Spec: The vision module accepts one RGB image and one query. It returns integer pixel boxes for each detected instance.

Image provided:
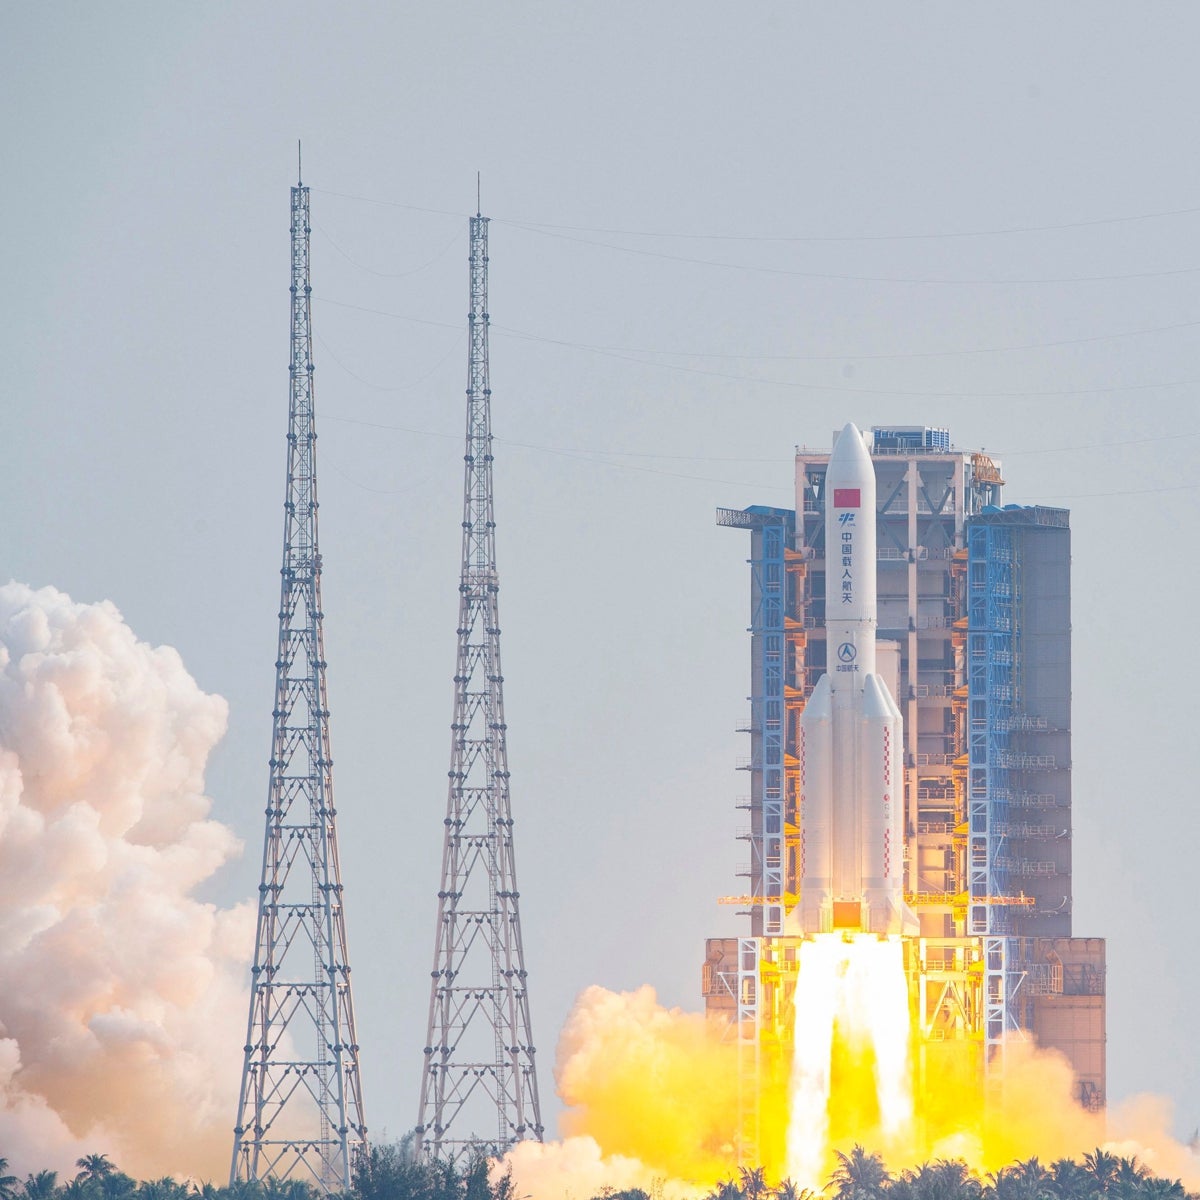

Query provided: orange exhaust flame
[502,976,1200,1200]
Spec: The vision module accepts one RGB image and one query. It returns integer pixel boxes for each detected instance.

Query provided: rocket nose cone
[828,423,873,484]
[830,422,868,463]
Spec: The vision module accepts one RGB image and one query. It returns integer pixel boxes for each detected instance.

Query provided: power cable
[490,316,1200,364]
[314,296,1199,400]
[500,222,1200,286]
[311,221,460,280]
[311,186,1200,245]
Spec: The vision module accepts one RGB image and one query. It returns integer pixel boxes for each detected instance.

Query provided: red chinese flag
[833,488,860,507]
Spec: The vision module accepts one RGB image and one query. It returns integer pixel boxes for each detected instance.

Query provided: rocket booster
[795,423,919,937]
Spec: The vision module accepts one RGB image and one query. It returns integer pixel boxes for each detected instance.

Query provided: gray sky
[3,2,1198,1148]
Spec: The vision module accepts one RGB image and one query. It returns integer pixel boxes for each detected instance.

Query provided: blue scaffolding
[966,517,1021,1065]
[717,505,796,938]
[966,520,1016,935]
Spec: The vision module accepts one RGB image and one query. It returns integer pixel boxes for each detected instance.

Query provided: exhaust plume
[497,985,737,1198]
[0,582,251,1179]
[500,983,1200,1199]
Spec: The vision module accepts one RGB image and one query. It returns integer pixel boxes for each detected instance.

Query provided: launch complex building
[704,424,1105,1161]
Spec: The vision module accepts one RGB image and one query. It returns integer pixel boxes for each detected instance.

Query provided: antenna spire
[476,170,481,216]
[297,140,303,186]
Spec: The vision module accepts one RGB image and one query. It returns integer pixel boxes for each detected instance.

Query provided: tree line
[697,1148,1194,1200]
[1,1145,1194,1200]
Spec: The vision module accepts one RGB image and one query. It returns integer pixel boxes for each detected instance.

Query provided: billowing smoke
[556,985,738,1179]
[500,984,1200,1199]
[0,582,252,1179]
[500,985,739,1198]
[3,580,1198,1194]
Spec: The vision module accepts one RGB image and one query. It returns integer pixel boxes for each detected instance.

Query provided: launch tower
[231,173,368,1193]
[706,425,1105,1163]
[416,210,544,1159]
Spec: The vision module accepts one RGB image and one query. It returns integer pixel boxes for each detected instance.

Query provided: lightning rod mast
[416,201,544,1158]
[231,165,368,1194]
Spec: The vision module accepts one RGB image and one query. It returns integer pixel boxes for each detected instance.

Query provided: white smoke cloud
[488,986,740,1200]
[500,1135,670,1200]
[0,582,252,1180]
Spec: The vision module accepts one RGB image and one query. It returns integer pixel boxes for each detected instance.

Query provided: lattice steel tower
[231,168,368,1193]
[416,209,544,1158]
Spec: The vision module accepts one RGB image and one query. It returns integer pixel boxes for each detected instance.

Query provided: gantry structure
[416,209,544,1159]
[231,171,368,1193]
[705,426,1104,1165]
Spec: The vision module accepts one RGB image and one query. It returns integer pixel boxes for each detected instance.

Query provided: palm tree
[99,1176,135,1200]
[1135,1180,1186,1200]
[136,1181,190,1200]
[222,1182,265,1200]
[739,1169,769,1200]
[74,1162,114,1189]
[829,1147,892,1200]
[259,1182,312,1200]
[0,1159,20,1200]
[1016,1160,1052,1195]
[775,1178,816,1200]
[1083,1152,1120,1196]
[905,1160,982,1200]
[705,1182,744,1200]
[23,1173,58,1200]
[1112,1159,1148,1200]
[990,1159,1055,1200]
[1048,1159,1089,1200]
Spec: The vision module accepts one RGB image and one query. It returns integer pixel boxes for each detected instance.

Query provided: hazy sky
[3,3,1199,1149]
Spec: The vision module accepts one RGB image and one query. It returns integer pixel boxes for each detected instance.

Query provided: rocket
[794,423,919,937]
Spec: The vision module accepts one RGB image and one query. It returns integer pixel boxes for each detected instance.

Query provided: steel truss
[417,212,543,1159]
[231,178,368,1193]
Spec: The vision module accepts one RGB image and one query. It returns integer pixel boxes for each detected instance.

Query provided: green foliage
[1083,1153,1121,1195]
[1049,1159,1091,1199]
[24,1172,59,1200]
[189,1185,225,1200]
[894,1159,983,1200]
[772,1179,816,1200]
[1137,1181,1187,1200]
[136,1180,191,1200]
[701,1179,745,1200]
[259,1182,315,1200]
[739,1168,770,1200]
[830,1146,893,1200]
[988,1158,1052,1200]
[75,1160,116,1187]
[0,1159,20,1200]
[0,1146,1195,1200]
[349,1142,511,1200]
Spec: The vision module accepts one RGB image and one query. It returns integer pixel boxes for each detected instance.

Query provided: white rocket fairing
[794,423,918,936]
